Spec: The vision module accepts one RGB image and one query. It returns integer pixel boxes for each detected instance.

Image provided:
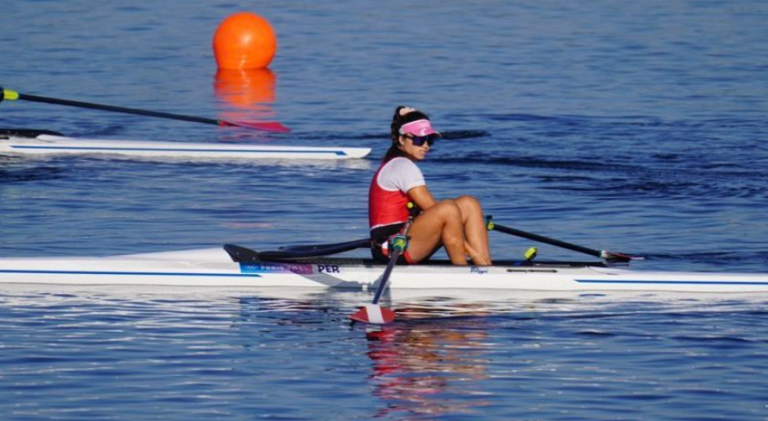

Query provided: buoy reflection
[213,68,279,141]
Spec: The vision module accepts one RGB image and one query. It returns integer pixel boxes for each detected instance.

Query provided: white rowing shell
[1,247,768,294]
[0,134,371,160]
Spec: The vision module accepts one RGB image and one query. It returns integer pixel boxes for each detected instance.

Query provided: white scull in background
[0,132,370,160]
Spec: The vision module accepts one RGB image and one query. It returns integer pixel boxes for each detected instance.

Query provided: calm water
[2,0,768,419]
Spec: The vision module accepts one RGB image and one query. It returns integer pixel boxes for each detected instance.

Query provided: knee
[434,200,463,221]
[455,195,483,213]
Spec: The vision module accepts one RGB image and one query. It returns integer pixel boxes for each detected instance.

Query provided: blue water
[2,0,768,419]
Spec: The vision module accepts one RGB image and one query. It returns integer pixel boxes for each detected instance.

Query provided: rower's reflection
[363,312,492,419]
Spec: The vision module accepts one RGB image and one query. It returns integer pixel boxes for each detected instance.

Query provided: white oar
[349,234,408,324]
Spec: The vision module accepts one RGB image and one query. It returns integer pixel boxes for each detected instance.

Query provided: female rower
[368,106,492,266]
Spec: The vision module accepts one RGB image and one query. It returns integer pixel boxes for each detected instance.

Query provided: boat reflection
[363,308,494,419]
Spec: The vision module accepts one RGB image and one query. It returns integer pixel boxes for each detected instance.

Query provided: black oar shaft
[2,87,288,132]
[492,223,602,259]
[372,248,400,305]
[258,238,370,261]
[18,93,221,126]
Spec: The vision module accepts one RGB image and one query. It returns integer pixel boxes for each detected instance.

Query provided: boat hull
[1,248,768,293]
[0,134,370,160]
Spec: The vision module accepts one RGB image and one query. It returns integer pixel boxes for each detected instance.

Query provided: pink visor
[399,119,441,137]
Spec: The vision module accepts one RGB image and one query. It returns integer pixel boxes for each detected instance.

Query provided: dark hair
[383,106,431,162]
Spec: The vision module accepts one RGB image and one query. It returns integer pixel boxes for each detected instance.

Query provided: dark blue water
[2,0,768,419]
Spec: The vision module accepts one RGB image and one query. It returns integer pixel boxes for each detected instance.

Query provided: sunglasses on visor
[403,133,439,147]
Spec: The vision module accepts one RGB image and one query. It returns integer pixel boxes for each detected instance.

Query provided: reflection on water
[360,295,768,420]
[2,286,768,420]
[213,68,279,143]
[364,315,493,419]
[214,68,276,111]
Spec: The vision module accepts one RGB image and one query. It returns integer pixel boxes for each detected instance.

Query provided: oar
[486,217,643,263]
[257,238,371,261]
[223,239,370,263]
[277,238,370,255]
[1,87,290,133]
[349,234,408,325]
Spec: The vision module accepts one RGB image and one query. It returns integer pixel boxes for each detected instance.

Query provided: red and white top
[368,157,425,231]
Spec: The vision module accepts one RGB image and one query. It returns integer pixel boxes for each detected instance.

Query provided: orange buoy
[213,12,277,70]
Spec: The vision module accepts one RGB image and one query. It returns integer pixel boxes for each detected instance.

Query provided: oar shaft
[17,93,221,126]
[258,238,370,261]
[492,223,602,259]
[2,87,289,133]
[372,248,400,305]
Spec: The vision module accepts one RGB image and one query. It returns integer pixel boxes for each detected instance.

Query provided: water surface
[2,0,768,419]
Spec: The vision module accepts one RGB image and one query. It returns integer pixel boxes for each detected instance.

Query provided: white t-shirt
[376,157,426,193]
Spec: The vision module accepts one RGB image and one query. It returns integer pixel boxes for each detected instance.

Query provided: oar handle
[2,87,19,102]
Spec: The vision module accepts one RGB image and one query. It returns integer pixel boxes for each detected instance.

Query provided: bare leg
[406,200,468,265]
[454,195,492,265]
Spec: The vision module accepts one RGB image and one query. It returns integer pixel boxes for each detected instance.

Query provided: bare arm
[407,185,437,211]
